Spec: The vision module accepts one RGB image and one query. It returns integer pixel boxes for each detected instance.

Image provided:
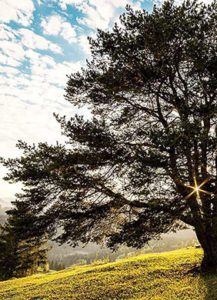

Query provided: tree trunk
[199,237,217,273]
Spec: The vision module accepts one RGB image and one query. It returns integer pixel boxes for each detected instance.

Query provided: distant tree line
[49,260,65,271]
[49,236,197,269]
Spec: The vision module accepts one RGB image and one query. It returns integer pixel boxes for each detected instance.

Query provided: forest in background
[0,205,197,271]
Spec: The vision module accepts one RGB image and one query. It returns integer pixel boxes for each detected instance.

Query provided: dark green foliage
[1,0,217,272]
[0,224,17,280]
[0,200,49,280]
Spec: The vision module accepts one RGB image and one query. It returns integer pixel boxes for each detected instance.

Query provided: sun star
[185,176,211,200]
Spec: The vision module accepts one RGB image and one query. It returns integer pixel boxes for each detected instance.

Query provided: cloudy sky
[0,0,155,206]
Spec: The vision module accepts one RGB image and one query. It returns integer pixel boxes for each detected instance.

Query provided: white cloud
[0,40,25,64]
[0,26,62,71]
[0,91,66,200]
[0,46,84,107]
[41,15,61,36]
[0,52,21,67]
[0,0,144,202]
[74,0,142,30]
[0,49,84,201]
[0,93,66,165]
[0,58,83,170]
[54,0,84,10]
[0,57,85,202]
[0,0,35,26]
[60,22,77,43]
[77,2,112,30]
[0,24,16,40]
[50,0,141,30]
[41,15,77,43]
[27,52,83,88]
[18,28,62,53]
[77,33,96,56]
[0,65,19,75]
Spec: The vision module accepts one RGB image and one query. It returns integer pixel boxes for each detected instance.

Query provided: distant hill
[0,247,215,299]
[47,229,197,268]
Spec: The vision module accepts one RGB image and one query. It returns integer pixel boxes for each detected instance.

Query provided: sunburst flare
[185,176,211,200]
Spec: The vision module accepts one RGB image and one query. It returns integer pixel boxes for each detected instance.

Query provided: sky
[0,0,212,206]
[0,0,155,206]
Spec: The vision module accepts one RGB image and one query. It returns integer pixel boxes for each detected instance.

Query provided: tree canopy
[2,0,217,272]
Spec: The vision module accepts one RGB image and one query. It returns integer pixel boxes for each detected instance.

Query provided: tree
[1,0,217,272]
[0,200,49,280]
[0,223,17,280]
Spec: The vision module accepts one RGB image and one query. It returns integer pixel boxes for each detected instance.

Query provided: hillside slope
[0,248,217,299]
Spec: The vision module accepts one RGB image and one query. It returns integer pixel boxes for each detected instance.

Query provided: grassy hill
[0,247,217,299]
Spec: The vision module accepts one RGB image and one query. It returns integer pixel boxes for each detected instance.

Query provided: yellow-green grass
[1,247,217,299]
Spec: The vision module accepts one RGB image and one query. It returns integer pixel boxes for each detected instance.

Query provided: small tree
[0,224,17,280]
[1,0,217,272]
[0,200,49,280]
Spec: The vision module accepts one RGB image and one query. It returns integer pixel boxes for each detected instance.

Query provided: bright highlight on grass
[0,248,207,300]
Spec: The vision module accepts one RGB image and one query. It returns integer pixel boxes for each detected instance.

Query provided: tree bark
[197,232,217,273]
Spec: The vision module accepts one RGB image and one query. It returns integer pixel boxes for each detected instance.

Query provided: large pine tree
[1,0,217,272]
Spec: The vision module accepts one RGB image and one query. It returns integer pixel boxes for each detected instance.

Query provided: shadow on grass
[184,263,217,299]
[200,273,217,300]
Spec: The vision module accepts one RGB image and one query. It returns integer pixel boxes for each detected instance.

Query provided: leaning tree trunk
[196,231,217,273]
[200,240,217,273]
